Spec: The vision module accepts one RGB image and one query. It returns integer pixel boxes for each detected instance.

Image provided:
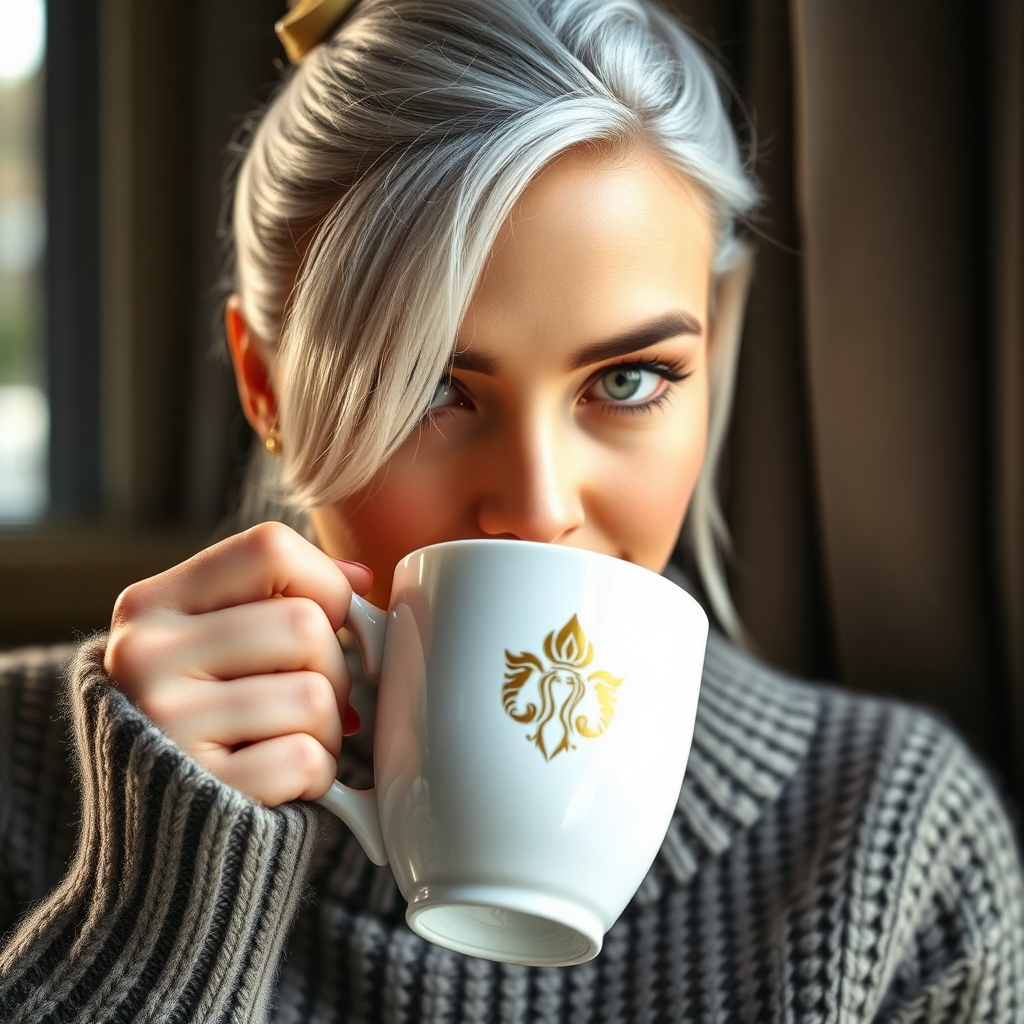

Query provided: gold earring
[265,428,282,456]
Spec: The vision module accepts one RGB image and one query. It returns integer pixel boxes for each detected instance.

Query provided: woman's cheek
[317,456,475,601]
[604,406,707,571]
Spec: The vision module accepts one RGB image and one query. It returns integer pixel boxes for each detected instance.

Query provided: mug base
[406,884,604,967]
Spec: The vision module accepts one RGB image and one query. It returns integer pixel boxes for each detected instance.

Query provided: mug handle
[315,593,389,866]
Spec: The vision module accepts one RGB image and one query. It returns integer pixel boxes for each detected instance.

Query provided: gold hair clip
[275,0,361,63]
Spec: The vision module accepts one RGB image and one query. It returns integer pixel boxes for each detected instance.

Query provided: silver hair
[230,0,758,638]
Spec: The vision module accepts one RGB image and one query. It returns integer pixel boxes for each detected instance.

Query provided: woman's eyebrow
[568,310,702,370]
[449,309,702,377]
[451,348,500,375]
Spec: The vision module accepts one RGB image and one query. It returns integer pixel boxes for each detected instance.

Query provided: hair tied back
[275,0,361,63]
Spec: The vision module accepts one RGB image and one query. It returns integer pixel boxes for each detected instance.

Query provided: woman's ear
[225,294,278,441]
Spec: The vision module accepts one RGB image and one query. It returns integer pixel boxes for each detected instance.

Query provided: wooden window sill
[0,527,208,648]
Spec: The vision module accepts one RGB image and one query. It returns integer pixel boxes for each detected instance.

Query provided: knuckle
[105,610,185,684]
[288,732,333,786]
[103,627,147,686]
[285,597,328,645]
[110,581,148,629]
[293,672,337,722]
[246,521,298,565]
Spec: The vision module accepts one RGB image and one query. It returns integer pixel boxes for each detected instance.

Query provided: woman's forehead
[459,147,714,364]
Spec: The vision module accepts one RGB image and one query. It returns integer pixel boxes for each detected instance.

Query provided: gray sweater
[1,627,1023,1023]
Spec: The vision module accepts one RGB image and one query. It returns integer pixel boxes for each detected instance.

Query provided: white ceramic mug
[319,539,708,967]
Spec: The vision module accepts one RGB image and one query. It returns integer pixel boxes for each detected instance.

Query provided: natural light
[0,0,45,82]
[0,0,48,522]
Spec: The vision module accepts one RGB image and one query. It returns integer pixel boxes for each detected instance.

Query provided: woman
[2,0,1023,1020]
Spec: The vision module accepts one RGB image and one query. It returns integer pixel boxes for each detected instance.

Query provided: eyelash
[423,378,467,425]
[423,357,693,425]
[587,358,692,416]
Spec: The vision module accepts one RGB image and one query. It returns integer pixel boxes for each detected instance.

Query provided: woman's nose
[476,411,585,544]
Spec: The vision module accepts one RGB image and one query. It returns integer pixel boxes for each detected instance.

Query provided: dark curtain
[661,0,1024,803]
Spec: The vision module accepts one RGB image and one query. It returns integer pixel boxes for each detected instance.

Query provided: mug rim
[394,538,705,617]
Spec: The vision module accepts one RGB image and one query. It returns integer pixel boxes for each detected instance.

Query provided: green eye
[602,368,643,400]
[425,377,473,419]
[594,367,661,403]
[429,378,457,409]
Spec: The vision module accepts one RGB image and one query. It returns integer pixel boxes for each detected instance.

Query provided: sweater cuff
[0,634,322,1024]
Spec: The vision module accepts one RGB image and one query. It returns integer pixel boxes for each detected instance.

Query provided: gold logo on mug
[502,615,623,761]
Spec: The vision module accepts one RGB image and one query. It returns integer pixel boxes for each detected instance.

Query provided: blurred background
[0,0,1021,809]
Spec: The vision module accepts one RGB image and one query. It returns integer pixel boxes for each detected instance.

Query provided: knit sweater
[1,625,1023,1023]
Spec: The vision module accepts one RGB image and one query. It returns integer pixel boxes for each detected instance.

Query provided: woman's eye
[427,378,470,415]
[591,367,662,404]
[429,379,458,408]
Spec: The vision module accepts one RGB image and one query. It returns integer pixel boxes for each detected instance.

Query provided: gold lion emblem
[502,615,623,761]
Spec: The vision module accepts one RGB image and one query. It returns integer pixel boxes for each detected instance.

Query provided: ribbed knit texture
[2,625,1024,1022]
[0,638,320,1023]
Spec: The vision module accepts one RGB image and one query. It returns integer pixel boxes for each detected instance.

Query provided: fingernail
[342,704,362,736]
[334,558,370,572]
[332,557,373,580]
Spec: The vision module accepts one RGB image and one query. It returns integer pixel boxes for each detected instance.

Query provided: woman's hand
[103,522,372,807]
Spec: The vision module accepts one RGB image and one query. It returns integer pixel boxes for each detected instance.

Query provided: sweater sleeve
[0,635,323,1024]
[868,711,1024,1023]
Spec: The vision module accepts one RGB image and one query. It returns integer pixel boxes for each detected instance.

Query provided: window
[0,0,47,522]
[0,0,281,648]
